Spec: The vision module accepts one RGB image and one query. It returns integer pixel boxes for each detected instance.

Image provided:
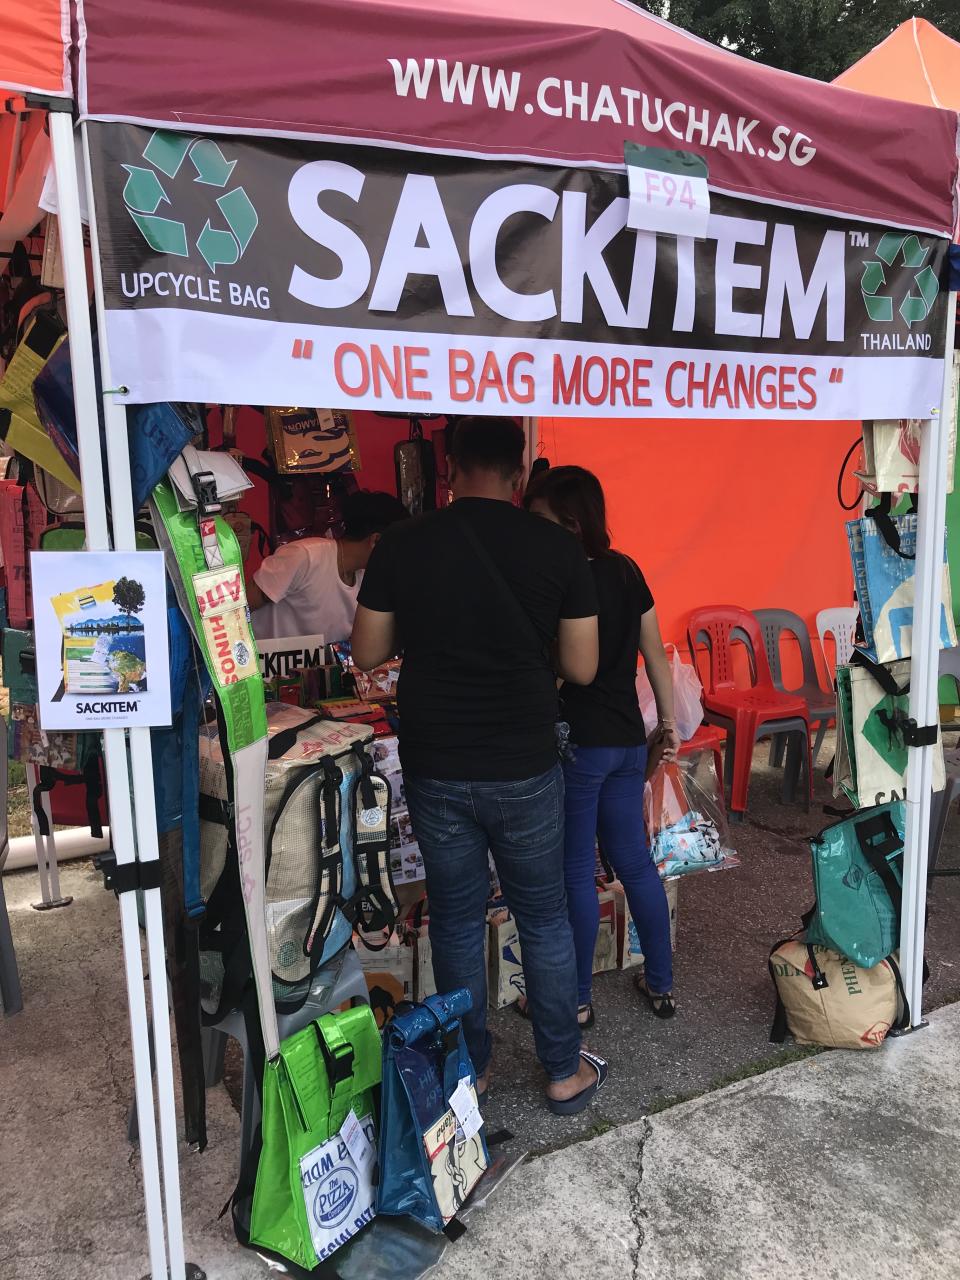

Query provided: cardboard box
[613,877,679,969]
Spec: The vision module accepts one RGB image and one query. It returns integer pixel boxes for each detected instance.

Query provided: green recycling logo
[121,130,258,272]
[860,232,939,327]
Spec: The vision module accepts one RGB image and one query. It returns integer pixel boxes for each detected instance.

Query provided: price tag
[624,142,710,239]
[341,1108,376,1179]
[449,1078,484,1140]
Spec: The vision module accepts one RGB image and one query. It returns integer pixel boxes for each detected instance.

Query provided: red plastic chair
[687,606,812,816]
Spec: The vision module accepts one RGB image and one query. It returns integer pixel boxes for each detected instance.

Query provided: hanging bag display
[769,938,908,1050]
[378,989,490,1234]
[804,801,905,969]
[394,417,437,515]
[846,503,956,664]
[239,1005,383,1274]
[833,654,944,808]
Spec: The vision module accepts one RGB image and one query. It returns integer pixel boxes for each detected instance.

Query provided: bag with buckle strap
[833,653,944,808]
[804,802,906,969]
[237,1004,383,1273]
[769,937,909,1050]
[378,989,490,1235]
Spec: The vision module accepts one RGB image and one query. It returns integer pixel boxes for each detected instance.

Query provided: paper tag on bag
[449,1078,484,1140]
[341,1108,377,1179]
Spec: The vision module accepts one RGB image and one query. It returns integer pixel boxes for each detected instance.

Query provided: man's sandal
[546,1050,609,1116]
[634,973,676,1020]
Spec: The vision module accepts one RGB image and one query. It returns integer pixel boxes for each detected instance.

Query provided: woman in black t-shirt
[524,466,679,1025]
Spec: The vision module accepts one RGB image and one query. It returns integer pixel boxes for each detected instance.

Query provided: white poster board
[30,550,171,729]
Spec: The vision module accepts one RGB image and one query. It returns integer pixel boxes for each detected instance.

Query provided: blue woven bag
[378,990,489,1234]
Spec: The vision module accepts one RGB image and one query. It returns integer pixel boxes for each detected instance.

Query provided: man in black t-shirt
[353,418,608,1114]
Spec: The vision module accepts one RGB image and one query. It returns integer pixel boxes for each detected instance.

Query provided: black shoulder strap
[453,509,548,661]
[855,810,904,917]
[866,494,916,561]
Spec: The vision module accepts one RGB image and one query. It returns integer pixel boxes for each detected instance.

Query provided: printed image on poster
[30,550,171,730]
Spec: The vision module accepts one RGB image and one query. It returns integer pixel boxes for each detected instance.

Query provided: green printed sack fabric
[244,1005,382,1271]
[150,479,278,1054]
[834,658,945,809]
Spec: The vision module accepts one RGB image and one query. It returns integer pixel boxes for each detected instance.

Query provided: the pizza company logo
[120,129,258,272]
[860,232,939,327]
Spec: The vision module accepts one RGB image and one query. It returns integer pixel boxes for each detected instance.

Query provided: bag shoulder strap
[855,810,904,916]
[452,508,548,661]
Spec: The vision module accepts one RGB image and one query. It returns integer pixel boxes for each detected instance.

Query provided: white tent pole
[78,119,187,1280]
[26,764,52,903]
[901,287,957,1023]
[48,108,170,1280]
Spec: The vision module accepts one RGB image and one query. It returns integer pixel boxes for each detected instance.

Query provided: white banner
[105,308,944,421]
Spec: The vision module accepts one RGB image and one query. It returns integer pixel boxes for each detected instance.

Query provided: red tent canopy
[76,0,958,236]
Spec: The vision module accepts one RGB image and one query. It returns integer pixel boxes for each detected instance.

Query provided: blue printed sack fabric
[846,513,956,664]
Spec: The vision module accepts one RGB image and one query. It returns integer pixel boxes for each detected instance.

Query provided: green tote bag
[244,1004,383,1274]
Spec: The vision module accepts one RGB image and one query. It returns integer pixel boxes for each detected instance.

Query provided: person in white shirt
[247,490,408,642]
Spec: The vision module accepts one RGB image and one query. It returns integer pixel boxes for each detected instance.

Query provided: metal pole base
[31,896,74,911]
[887,1019,929,1039]
[139,1265,206,1280]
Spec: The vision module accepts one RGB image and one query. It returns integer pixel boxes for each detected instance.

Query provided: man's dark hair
[342,490,409,540]
[449,417,525,481]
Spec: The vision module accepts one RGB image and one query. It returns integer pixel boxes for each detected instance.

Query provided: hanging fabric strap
[150,476,277,1059]
[854,811,904,917]
[865,492,920,560]
[345,743,399,935]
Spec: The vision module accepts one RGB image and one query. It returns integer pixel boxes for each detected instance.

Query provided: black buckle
[317,1029,354,1084]
[812,972,829,991]
[904,721,938,748]
[95,852,161,896]
[191,470,222,516]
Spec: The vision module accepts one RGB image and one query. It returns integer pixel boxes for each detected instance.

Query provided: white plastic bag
[636,650,704,742]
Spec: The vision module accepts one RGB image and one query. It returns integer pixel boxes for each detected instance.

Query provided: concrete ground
[436,1000,960,1280]
[2,741,959,1278]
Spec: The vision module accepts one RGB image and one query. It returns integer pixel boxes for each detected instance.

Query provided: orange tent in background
[1,0,69,247]
[835,16,960,109]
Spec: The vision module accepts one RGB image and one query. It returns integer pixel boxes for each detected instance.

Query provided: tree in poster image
[112,576,146,618]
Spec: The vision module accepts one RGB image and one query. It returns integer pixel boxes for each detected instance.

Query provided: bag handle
[453,509,549,664]
[315,1013,357,1134]
[865,493,919,561]
[854,810,904,917]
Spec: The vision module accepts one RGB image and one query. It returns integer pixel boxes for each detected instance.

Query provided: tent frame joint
[98,853,162,897]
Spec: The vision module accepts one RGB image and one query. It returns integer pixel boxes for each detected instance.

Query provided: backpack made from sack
[199,702,397,1016]
[769,938,908,1050]
[804,801,904,969]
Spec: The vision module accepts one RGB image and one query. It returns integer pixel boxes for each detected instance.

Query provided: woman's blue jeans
[564,744,673,1004]
[405,765,582,1083]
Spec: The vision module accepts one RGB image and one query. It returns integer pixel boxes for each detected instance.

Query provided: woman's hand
[656,720,681,763]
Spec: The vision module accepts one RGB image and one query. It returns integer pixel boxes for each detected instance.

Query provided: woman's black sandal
[634,973,676,1020]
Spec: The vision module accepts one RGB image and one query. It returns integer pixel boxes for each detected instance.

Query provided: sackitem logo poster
[30,550,171,730]
[86,122,950,420]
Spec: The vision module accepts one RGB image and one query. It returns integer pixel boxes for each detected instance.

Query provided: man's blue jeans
[405,765,581,1082]
[564,744,673,1004]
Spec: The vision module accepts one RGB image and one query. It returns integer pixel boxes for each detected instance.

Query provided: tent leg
[901,289,957,1025]
[27,765,52,905]
[80,118,189,1280]
[49,108,171,1280]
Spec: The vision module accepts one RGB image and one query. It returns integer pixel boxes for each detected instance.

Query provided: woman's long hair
[524,465,611,559]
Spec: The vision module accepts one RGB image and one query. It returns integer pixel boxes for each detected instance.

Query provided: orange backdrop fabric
[538,416,857,657]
